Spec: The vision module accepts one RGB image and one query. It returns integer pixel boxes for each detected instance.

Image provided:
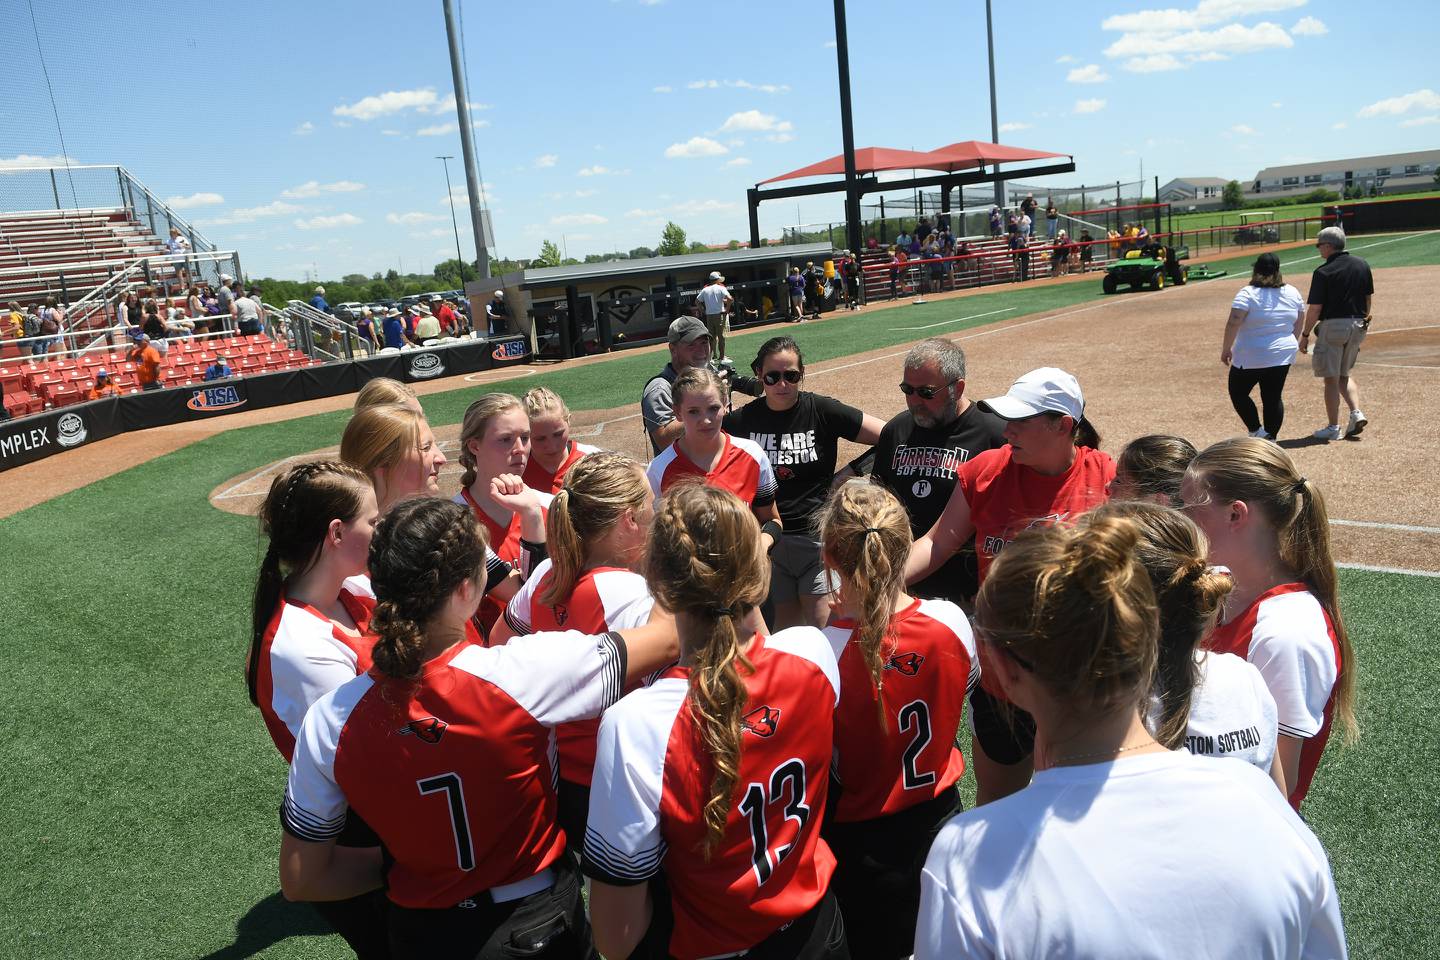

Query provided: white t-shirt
[916,751,1346,959]
[1146,651,1279,772]
[1230,283,1303,369]
[696,282,730,315]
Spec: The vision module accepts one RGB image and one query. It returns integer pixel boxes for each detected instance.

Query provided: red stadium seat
[49,386,81,407]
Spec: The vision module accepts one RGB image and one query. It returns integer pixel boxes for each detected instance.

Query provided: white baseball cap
[708,271,724,282]
[979,367,1084,421]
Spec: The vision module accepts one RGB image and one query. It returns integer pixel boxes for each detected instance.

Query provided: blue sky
[2,0,1436,279]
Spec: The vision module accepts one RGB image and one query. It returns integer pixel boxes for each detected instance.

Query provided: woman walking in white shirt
[1221,253,1304,440]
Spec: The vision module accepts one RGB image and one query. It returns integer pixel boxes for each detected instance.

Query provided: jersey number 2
[899,700,937,790]
[418,773,475,871]
[738,759,810,886]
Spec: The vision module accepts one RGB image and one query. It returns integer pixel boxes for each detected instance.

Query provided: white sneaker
[1313,424,1343,442]
[1248,428,1272,440]
[1347,410,1368,437]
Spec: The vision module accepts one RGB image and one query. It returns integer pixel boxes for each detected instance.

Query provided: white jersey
[916,751,1346,959]
[697,282,730,315]
[1147,651,1279,772]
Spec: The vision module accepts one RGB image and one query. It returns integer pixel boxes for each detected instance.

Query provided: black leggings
[1228,364,1291,438]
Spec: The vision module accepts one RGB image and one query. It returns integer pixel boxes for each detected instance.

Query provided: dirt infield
[7,253,1438,573]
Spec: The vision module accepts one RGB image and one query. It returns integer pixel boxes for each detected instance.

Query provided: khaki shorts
[1312,318,1367,378]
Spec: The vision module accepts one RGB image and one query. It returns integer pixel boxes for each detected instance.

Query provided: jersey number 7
[738,758,810,886]
[418,773,476,871]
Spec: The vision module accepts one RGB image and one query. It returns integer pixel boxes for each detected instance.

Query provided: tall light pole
[986,0,1004,208]
[437,155,468,285]
[442,0,490,280]
[832,0,862,257]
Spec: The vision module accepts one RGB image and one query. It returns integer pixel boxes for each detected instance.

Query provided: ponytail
[1073,416,1101,449]
[369,601,430,681]
[539,452,649,607]
[690,612,751,856]
[247,542,285,706]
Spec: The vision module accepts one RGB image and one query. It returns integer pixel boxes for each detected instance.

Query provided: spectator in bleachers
[1010,230,1030,282]
[204,352,235,381]
[234,288,263,336]
[217,275,236,333]
[895,227,912,253]
[382,307,406,349]
[6,302,22,340]
[355,307,379,354]
[87,369,119,400]
[1021,193,1038,235]
[309,285,329,314]
[989,206,1003,237]
[36,297,63,356]
[1052,230,1072,277]
[1080,229,1096,272]
[166,228,191,290]
[142,303,167,347]
[413,304,442,342]
[485,290,509,337]
[128,333,163,391]
[434,297,458,336]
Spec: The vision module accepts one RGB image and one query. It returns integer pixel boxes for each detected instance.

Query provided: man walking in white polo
[697,270,734,362]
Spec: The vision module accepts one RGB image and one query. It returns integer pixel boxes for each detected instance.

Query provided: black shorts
[969,684,1036,765]
[386,859,594,960]
[823,788,961,959]
[628,879,848,960]
[557,779,590,858]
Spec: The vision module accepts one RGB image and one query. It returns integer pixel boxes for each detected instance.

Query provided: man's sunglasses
[898,379,958,399]
[762,369,803,385]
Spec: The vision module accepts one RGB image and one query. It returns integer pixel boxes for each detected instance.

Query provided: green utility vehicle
[1102,242,1190,294]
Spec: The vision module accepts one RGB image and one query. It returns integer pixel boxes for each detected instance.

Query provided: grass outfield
[1165,191,1440,233]
[2,231,1437,959]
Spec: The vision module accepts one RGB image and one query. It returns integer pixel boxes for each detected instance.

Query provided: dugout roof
[758,141,1069,184]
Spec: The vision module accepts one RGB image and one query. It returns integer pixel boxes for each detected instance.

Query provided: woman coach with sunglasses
[724,335,884,629]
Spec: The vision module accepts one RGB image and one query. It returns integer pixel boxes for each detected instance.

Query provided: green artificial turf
[1,228,1437,958]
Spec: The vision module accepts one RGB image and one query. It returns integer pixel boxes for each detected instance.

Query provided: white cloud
[1123,53,1185,72]
[1272,101,1283,108]
[719,110,794,134]
[664,137,729,158]
[1358,89,1440,118]
[439,183,497,206]
[999,121,1032,133]
[280,180,366,199]
[1067,64,1109,84]
[1401,115,1440,128]
[205,201,303,225]
[574,188,598,197]
[381,129,404,137]
[0,153,75,169]
[724,157,752,168]
[652,85,673,93]
[293,121,315,136]
[418,122,459,137]
[1074,98,1107,114]
[1105,21,1293,59]
[577,164,629,176]
[551,213,608,226]
[534,154,559,168]
[687,79,791,94]
[1101,0,1305,33]
[387,211,446,225]
[1230,123,1257,135]
[294,213,363,230]
[426,92,492,115]
[1055,54,1077,63]
[1331,121,1347,130]
[1291,16,1327,36]
[333,88,438,121]
[765,132,797,143]
[823,40,836,49]
[625,208,661,218]
[164,192,225,209]
[671,199,737,215]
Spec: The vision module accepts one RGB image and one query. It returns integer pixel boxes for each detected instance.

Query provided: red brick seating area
[0,207,168,306]
[0,334,315,419]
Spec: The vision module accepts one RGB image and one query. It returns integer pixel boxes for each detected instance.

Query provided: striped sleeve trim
[280,796,346,842]
[582,828,665,885]
[484,550,513,595]
[1278,720,1317,740]
[503,605,532,637]
[598,632,628,710]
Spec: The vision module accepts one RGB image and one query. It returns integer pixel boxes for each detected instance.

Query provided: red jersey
[283,629,630,909]
[583,628,839,960]
[522,440,601,495]
[454,485,553,633]
[1208,583,1341,809]
[645,432,778,509]
[503,558,653,785]
[255,590,375,762]
[824,597,979,822]
[957,444,1115,583]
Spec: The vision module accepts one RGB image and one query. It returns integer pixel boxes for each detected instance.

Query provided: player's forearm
[279,836,383,902]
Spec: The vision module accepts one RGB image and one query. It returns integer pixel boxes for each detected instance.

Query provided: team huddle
[247,329,1351,959]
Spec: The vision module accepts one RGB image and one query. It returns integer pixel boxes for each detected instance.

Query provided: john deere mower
[1102,242,1189,294]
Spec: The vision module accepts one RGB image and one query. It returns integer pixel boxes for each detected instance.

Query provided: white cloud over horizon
[1358,89,1440,117]
[165,192,225,209]
[1291,16,1327,35]
[1074,98,1107,114]
[1101,0,1306,34]
[204,201,303,225]
[1067,64,1109,84]
[386,211,445,225]
[665,137,729,158]
[281,180,366,199]
[334,88,438,121]
[294,213,364,230]
[718,110,794,134]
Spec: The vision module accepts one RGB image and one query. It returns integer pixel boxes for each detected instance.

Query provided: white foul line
[1331,518,1440,535]
[1279,230,1433,269]
[1338,562,1440,579]
[891,307,1015,332]
[1366,323,1440,336]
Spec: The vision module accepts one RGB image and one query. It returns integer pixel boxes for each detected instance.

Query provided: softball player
[521,387,602,494]
[279,497,680,959]
[1181,437,1356,808]
[816,479,977,959]
[489,451,655,844]
[584,484,848,960]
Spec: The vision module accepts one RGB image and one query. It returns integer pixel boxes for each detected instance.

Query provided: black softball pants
[1228,364,1291,438]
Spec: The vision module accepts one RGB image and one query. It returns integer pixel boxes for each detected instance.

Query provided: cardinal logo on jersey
[742,705,780,738]
[398,716,448,743]
[553,603,569,626]
[884,651,925,676]
[777,466,796,481]
[1026,511,1070,530]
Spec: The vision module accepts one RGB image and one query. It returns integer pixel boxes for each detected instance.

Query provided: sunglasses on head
[898,379,958,399]
[763,369,803,385]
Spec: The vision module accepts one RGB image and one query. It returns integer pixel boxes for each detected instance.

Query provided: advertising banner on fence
[0,398,123,471]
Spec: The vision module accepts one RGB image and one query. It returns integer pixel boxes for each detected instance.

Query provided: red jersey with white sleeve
[255,590,376,763]
[283,629,630,909]
[823,597,979,822]
[454,485,554,633]
[583,627,840,960]
[1207,583,1341,809]
[956,444,1115,583]
[503,558,654,786]
[522,440,602,494]
[645,432,778,509]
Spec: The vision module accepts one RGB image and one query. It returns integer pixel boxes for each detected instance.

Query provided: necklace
[1051,739,1158,767]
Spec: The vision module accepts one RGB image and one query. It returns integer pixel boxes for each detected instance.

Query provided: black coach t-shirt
[868,403,1008,604]
[1307,251,1373,321]
[724,391,864,528]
